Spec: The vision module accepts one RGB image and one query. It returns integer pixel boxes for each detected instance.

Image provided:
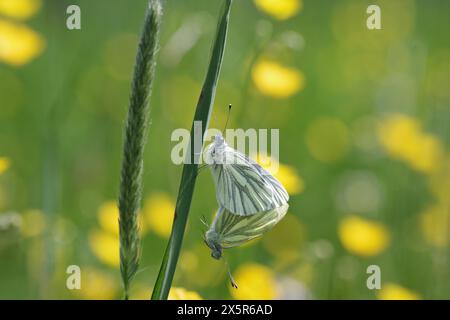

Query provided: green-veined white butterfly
[203,133,289,216]
[203,203,289,287]
[204,203,289,259]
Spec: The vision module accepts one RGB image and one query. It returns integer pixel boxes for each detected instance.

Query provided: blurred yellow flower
[419,204,449,248]
[144,192,175,238]
[21,209,46,237]
[338,215,390,257]
[0,19,44,66]
[77,268,118,300]
[252,60,304,98]
[89,229,120,267]
[0,0,41,20]
[255,154,304,195]
[169,287,203,300]
[377,283,420,300]
[0,157,10,175]
[378,114,444,174]
[130,285,201,300]
[306,117,350,163]
[254,0,302,20]
[98,201,119,236]
[98,200,146,236]
[231,264,277,300]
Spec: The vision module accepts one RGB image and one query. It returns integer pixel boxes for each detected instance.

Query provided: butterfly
[204,203,289,259]
[203,133,289,216]
[203,203,289,288]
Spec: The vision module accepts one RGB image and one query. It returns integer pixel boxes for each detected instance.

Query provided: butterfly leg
[200,214,209,228]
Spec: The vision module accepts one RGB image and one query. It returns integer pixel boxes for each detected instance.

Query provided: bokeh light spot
[0,157,10,175]
[77,267,118,300]
[254,0,302,20]
[377,283,420,300]
[0,0,41,20]
[252,59,304,98]
[338,215,390,257]
[89,229,120,267]
[169,287,203,300]
[143,193,175,238]
[0,19,45,66]
[231,263,277,300]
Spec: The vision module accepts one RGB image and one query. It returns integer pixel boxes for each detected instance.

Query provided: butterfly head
[204,133,227,165]
[214,133,226,146]
[211,247,222,260]
[205,229,223,260]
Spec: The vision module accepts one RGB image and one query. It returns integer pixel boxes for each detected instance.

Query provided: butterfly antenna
[224,257,238,289]
[222,104,232,134]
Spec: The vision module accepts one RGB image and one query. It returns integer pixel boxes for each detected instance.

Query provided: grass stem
[151,0,233,300]
[118,0,162,300]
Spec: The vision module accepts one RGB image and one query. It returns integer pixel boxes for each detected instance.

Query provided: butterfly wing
[213,204,288,248]
[211,147,289,216]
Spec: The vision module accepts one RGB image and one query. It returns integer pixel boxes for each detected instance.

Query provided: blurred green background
[1,0,449,299]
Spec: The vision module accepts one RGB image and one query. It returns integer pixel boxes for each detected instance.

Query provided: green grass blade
[118,0,163,300]
[151,0,233,300]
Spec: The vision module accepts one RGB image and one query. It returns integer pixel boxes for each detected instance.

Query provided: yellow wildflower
[338,215,390,257]
[89,229,120,267]
[255,154,304,195]
[377,114,444,174]
[98,200,146,236]
[252,59,304,98]
[0,157,10,175]
[0,19,44,66]
[98,201,119,236]
[419,204,449,248]
[143,192,175,238]
[0,0,41,20]
[169,287,203,300]
[77,268,118,300]
[306,117,350,163]
[377,283,420,300]
[129,285,201,300]
[413,135,443,173]
[231,264,278,300]
[378,115,418,156]
[254,0,302,20]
